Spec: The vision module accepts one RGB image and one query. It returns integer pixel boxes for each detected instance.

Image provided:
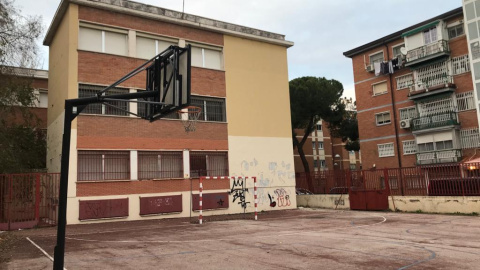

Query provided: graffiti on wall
[240,159,295,187]
[229,177,250,209]
[268,193,276,207]
[79,198,129,220]
[274,188,291,207]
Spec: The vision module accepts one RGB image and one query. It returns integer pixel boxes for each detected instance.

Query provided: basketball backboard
[143,45,191,121]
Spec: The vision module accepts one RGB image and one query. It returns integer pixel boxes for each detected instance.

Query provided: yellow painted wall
[223,36,292,138]
[47,3,79,174]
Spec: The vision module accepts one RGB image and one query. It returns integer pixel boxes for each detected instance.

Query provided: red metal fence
[296,162,480,196]
[0,173,60,231]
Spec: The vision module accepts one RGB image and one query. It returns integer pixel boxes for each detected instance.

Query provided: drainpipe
[385,43,403,169]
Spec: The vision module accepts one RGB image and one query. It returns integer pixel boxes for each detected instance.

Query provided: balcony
[411,111,459,132]
[416,149,462,165]
[405,40,450,67]
[408,75,456,100]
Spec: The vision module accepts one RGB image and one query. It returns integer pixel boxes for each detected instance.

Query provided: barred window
[399,107,417,120]
[456,91,475,111]
[191,96,226,122]
[375,112,391,125]
[78,151,130,181]
[190,152,228,178]
[396,73,414,90]
[378,143,394,157]
[138,151,183,180]
[452,55,470,75]
[402,140,417,155]
[460,128,480,149]
[79,84,129,116]
[136,91,179,120]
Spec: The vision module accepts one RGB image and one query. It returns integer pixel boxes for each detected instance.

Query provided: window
[312,141,316,149]
[138,151,183,180]
[456,91,475,111]
[418,142,434,152]
[78,26,128,55]
[190,45,223,70]
[313,160,318,168]
[396,73,414,90]
[318,142,324,150]
[452,55,470,75]
[78,151,130,181]
[402,140,417,155]
[392,44,404,58]
[136,36,177,59]
[417,96,454,116]
[423,27,437,45]
[399,107,417,120]
[319,160,326,168]
[460,128,480,149]
[350,164,357,170]
[190,96,226,122]
[136,90,179,119]
[378,143,394,157]
[369,51,384,64]
[372,81,388,96]
[448,24,464,39]
[190,152,228,177]
[79,84,129,116]
[375,112,391,125]
[316,124,322,131]
[435,140,453,151]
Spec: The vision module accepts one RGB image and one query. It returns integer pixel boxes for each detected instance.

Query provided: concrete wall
[389,196,480,214]
[296,194,350,210]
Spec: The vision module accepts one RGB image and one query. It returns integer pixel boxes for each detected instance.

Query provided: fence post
[460,165,465,197]
[346,170,352,193]
[399,168,405,196]
[8,175,12,231]
[35,174,41,224]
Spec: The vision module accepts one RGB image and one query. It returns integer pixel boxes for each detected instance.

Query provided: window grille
[396,73,414,90]
[78,151,130,181]
[375,112,391,125]
[456,91,475,111]
[415,61,449,90]
[190,152,228,178]
[402,140,417,155]
[460,128,480,149]
[190,96,226,122]
[378,143,394,157]
[417,96,454,116]
[451,55,470,75]
[79,84,129,116]
[138,151,183,180]
[399,107,417,120]
[137,92,179,119]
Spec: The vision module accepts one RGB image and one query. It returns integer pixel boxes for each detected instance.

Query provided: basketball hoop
[177,106,201,133]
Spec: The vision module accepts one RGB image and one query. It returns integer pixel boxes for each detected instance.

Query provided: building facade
[44,0,295,224]
[344,7,480,169]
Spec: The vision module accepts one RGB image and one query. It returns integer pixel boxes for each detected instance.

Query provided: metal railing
[411,111,458,131]
[295,162,480,197]
[410,74,453,93]
[406,39,449,63]
[416,149,462,165]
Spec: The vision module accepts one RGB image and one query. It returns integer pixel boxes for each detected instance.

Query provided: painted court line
[26,237,68,270]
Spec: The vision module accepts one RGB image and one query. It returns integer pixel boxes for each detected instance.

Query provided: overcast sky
[16,0,460,99]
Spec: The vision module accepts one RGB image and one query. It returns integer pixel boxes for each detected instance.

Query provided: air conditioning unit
[400,119,411,129]
[366,64,375,73]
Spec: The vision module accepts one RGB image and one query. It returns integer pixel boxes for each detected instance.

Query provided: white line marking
[26,237,68,270]
[353,215,387,228]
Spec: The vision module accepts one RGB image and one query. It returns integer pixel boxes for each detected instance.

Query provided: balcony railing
[406,40,449,65]
[416,149,462,165]
[411,111,458,131]
[410,74,453,93]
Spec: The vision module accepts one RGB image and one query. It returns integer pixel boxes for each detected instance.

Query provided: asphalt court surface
[1,208,479,269]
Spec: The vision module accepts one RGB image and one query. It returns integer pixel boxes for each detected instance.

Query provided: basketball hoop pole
[53,91,162,270]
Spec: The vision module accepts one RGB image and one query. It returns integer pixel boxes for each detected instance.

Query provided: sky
[16,0,461,99]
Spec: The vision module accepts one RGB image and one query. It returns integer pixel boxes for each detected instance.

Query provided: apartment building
[44,0,295,224]
[344,7,480,169]
[293,98,362,173]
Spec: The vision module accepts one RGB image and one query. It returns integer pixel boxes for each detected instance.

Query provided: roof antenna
[182,0,185,14]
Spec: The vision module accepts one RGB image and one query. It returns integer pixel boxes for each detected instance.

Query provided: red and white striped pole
[199,177,203,225]
[253,176,258,221]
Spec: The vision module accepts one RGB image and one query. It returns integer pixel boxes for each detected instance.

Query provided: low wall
[389,196,480,214]
[296,194,350,210]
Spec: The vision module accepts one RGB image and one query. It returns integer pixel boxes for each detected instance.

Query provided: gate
[349,170,390,211]
[0,173,60,231]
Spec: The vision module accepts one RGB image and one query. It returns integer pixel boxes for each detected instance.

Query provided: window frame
[378,143,395,157]
[135,32,179,60]
[392,43,405,58]
[190,95,227,122]
[423,27,438,45]
[137,151,183,180]
[375,111,391,126]
[447,23,465,39]
[399,106,417,121]
[369,50,384,65]
[78,83,130,116]
[372,80,388,96]
[77,150,131,181]
[78,24,128,56]
[187,42,224,70]
[402,140,417,155]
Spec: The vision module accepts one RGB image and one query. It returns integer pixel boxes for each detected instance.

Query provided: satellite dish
[400,47,407,55]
